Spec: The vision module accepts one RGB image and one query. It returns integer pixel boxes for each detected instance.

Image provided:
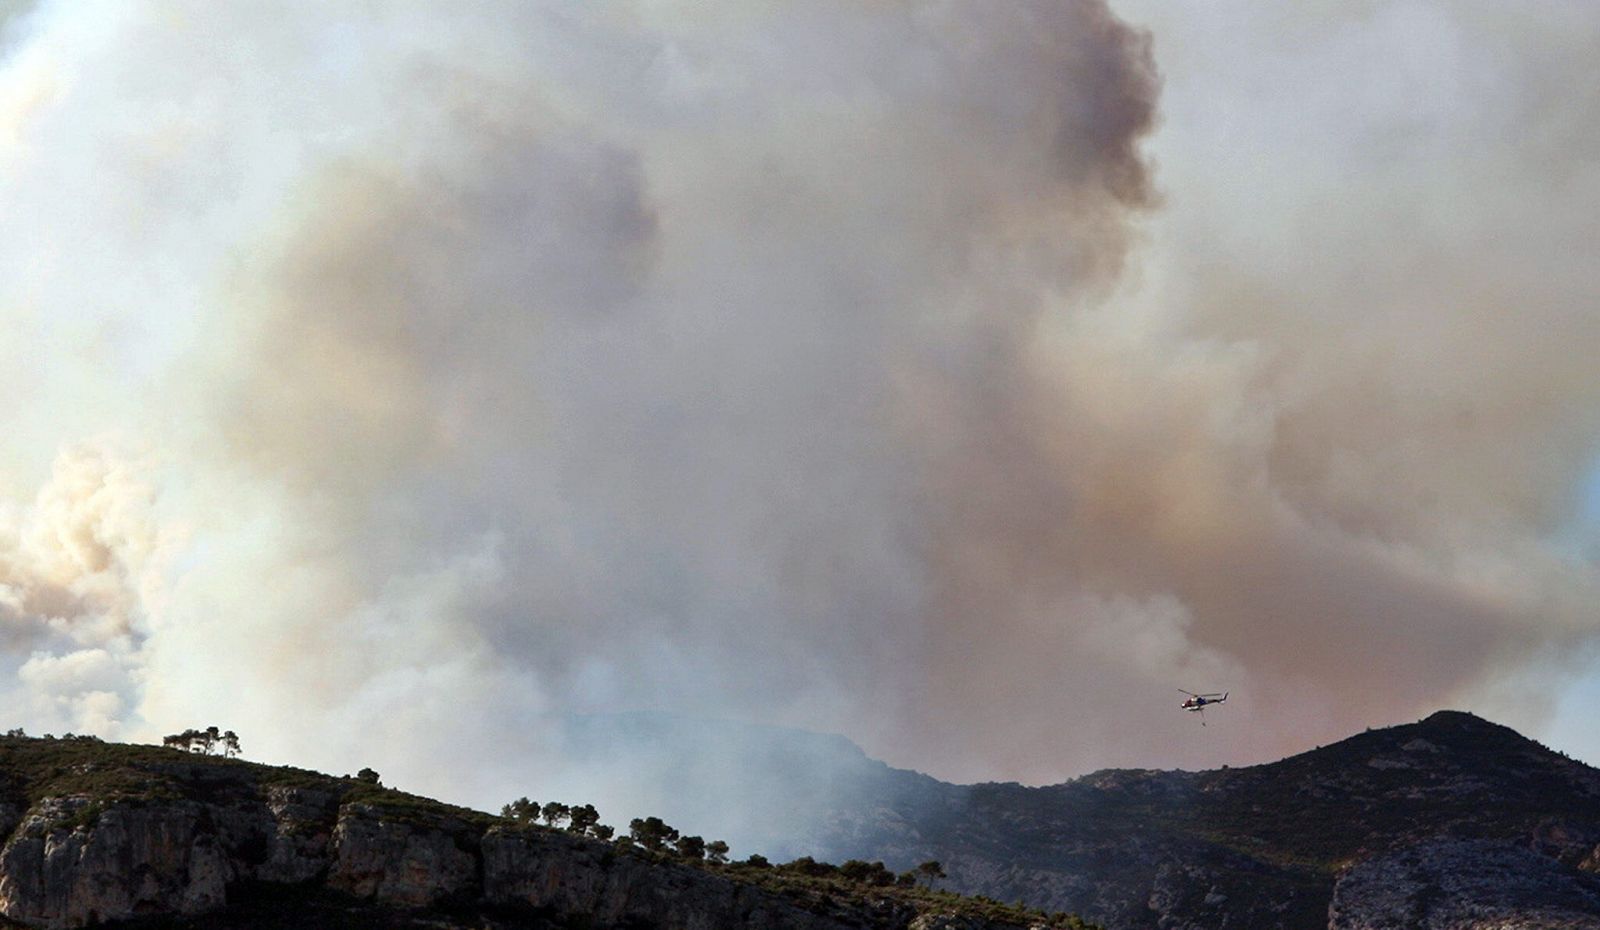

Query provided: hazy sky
[1,0,1598,822]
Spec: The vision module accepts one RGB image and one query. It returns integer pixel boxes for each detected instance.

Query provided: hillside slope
[0,734,1084,930]
[790,711,1600,929]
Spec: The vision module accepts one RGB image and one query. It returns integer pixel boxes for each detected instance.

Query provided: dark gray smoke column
[165,0,1168,788]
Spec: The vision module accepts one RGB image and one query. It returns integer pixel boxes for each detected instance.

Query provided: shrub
[628,816,678,852]
[674,834,706,860]
[839,859,896,886]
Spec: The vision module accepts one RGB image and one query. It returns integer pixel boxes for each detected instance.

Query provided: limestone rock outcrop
[0,772,1037,930]
[0,799,229,928]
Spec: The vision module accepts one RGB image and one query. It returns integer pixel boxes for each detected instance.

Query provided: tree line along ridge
[497,795,948,889]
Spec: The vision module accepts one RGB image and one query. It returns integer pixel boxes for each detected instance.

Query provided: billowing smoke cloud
[2,0,1599,841]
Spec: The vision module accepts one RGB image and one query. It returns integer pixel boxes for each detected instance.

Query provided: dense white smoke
[1,0,1599,840]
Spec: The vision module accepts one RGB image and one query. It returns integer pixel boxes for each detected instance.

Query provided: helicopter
[1179,689,1228,724]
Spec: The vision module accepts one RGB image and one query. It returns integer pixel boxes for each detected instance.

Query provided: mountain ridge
[780,709,1600,929]
[1,711,1597,929]
[0,731,1086,930]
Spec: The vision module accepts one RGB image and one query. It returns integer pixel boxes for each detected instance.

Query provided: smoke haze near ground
[2,0,1600,843]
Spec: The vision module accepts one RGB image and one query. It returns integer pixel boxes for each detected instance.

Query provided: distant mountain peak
[1280,708,1558,773]
[784,710,1600,930]
[1416,708,1508,732]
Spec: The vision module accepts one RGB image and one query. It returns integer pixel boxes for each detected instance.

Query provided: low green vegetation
[0,729,495,831]
[730,857,1094,929]
[0,732,196,806]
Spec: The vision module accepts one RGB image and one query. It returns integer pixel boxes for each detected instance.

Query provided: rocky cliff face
[0,797,229,926]
[0,745,1053,930]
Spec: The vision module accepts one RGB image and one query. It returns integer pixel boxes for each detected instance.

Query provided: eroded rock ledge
[0,779,1043,930]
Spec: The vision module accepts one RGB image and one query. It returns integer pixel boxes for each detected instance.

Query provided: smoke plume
[2,0,1599,839]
